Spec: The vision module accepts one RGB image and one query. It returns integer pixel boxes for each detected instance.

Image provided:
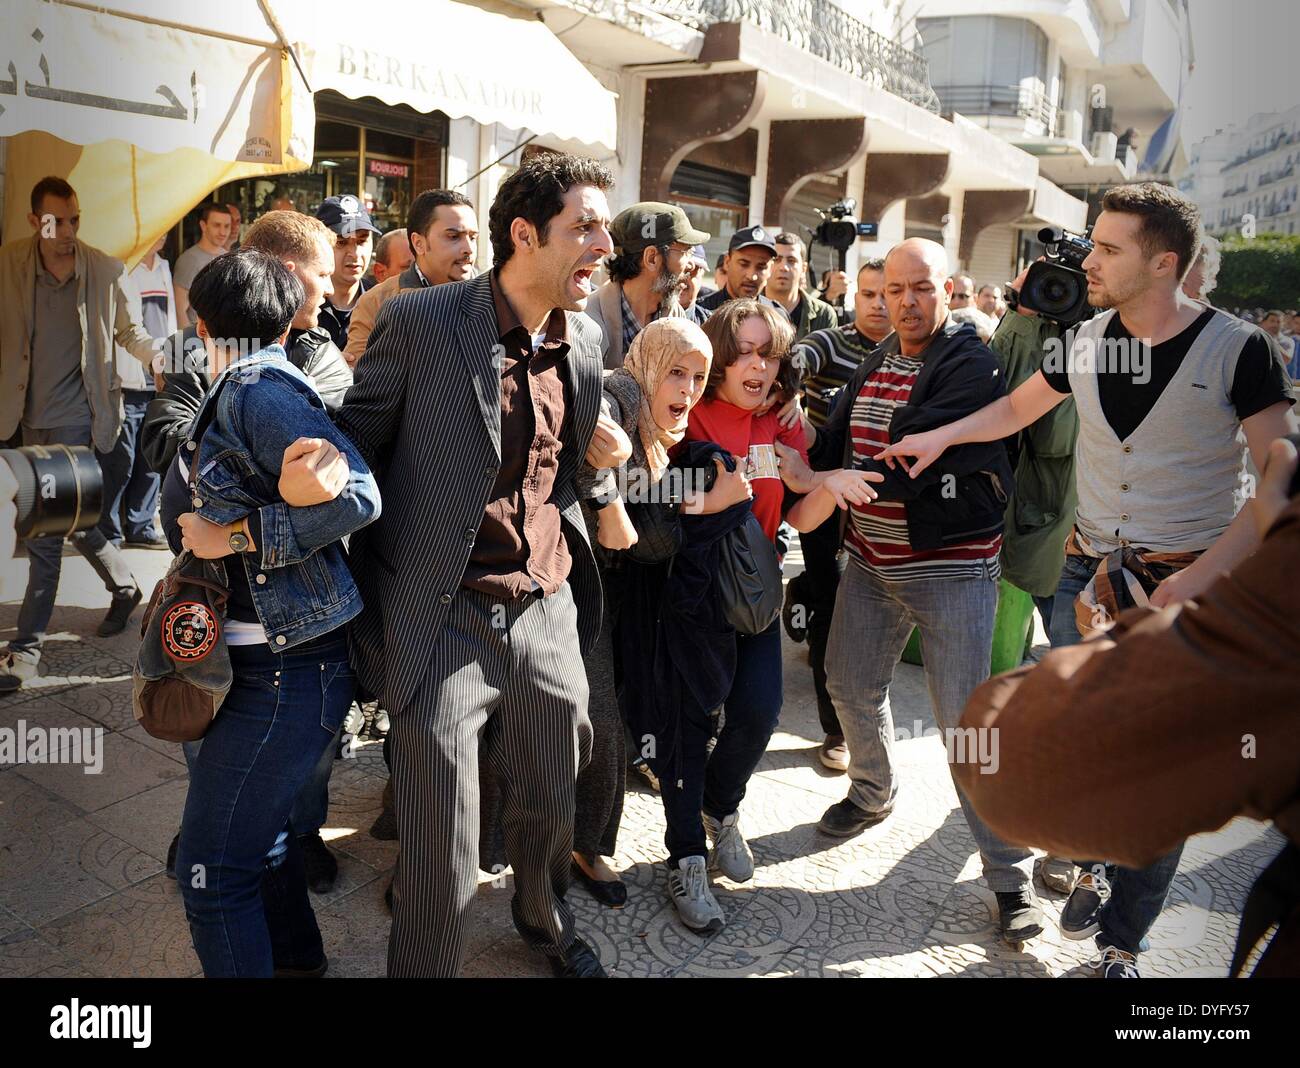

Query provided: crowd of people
[2,154,1296,979]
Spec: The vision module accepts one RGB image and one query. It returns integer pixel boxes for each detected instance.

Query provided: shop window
[670,161,752,269]
[316,121,360,153]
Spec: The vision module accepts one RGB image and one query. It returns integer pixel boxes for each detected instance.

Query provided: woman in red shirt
[658,299,878,934]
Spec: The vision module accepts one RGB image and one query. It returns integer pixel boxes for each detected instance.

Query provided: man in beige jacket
[0,177,162,691]
[343,189,478,365]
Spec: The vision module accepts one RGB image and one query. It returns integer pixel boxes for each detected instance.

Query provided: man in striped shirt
[786,259,892,771]
[804,239,1043,946]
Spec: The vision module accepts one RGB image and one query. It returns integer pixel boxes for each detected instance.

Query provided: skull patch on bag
[161,601,220,662]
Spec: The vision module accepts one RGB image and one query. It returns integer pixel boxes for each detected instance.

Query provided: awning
[2,0,314,264]
[274,0,617,152]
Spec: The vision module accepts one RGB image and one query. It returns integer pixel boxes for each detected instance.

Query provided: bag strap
[174,370,238,603]
[184,370,236,492]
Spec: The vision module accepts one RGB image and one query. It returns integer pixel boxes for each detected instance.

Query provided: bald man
[802,239,1043,944]
[948,273,974,309]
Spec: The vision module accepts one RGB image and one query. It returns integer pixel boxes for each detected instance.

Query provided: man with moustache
[786,258,893,771]
[697,225,785,314]
[315,195,380,351]
[801,238,1045,946]
[877,184,1296,974]
[345,189,478,365]
[334,152,622,978]
[583,201,711,369]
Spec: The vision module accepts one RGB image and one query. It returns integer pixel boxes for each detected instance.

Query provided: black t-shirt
[317,277,373,351]
[1041,307,1292,441]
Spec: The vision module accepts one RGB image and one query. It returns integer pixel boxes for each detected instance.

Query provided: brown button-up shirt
[461,270,571,599]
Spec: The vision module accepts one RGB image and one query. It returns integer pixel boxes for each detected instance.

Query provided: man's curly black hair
[488,152,614,267]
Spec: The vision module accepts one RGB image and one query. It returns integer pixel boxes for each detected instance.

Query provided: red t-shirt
[681,397,809,542]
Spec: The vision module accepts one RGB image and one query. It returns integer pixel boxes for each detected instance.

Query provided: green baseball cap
[610,202,710,254]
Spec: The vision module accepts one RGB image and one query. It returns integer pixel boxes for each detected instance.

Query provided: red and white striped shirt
[845,351,1001,582]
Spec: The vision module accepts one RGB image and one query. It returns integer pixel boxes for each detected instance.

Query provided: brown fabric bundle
[958,497,1300,868]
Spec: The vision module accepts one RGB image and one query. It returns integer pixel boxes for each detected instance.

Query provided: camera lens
[0,445,103,539]
[1026,265,1084,318]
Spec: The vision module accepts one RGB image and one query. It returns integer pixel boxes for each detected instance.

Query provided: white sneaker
[0,649,39,693]
[1091,945,1141,978]
[703,810,754,883]
[668,856,724,935]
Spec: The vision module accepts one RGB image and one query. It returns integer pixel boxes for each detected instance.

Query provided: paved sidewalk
[0,545,1279,978]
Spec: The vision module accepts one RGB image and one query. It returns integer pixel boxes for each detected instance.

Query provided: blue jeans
[658,618,783,866]
[176,632,355,977]
[182,724,340,839]
[1048,551,1185,955]
[826,560,1035,892]
[96,390,162,543]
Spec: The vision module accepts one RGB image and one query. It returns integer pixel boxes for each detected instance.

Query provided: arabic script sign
[1,0,286,164]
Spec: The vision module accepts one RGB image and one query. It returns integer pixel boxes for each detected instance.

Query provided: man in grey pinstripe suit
[334,154,621,978]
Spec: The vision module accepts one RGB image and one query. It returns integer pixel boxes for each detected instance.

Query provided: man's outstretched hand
[873,426,954,479]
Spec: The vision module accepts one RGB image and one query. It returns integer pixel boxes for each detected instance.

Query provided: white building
[909,0,1193,288]
[1182,106,1300,238]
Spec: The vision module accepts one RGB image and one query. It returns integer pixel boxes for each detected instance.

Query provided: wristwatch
[228,518,251,554]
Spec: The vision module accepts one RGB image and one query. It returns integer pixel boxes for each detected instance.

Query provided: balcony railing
[563,0,940,113]
[1223,129,1300,172]
[1258,164,1296,187]
[932,83,1057,134]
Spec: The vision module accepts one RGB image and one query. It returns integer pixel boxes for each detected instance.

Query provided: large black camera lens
[1022,261,1091,326]
[0,445,103,539]
[815,219,859,251]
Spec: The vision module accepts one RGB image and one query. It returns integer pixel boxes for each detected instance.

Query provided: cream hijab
[616,317,713,483]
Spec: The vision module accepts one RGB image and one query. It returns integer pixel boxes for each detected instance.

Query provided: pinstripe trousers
[386,581,592,977]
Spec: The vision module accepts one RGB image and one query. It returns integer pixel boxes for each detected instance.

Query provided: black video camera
[1,445,103,539]
[811,199,879,267]
[1020,226,1096,327]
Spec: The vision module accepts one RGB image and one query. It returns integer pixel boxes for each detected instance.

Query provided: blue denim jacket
[178,345,381,649]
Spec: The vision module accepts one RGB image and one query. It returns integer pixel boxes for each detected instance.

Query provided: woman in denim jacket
[160,250,380,977]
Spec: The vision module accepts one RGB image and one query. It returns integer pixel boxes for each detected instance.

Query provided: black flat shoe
[97,587,143,637]
[571,860,627,909]
[546,935,606,978]
[274,955,328,978]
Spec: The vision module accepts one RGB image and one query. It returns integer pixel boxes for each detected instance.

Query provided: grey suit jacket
[336,271,605,714]
[583,279,624,370]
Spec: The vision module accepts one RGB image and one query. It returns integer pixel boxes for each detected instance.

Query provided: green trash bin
[900,579,1037,675]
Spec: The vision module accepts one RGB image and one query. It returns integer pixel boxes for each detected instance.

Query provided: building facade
[1182,105,1300,238]
[910,0,1192,289]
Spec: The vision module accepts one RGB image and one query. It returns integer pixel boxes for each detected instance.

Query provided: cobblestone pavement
[0,545,1280,978]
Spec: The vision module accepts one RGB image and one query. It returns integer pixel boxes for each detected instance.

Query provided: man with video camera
[877,182,1296,977]
[0,177,162,693]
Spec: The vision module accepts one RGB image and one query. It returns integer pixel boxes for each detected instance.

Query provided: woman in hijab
[569,317,718,906]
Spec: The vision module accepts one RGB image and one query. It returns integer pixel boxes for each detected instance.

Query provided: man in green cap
[585,201,710,369]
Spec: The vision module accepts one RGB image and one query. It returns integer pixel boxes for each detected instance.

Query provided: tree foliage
[1215,233,1300,310]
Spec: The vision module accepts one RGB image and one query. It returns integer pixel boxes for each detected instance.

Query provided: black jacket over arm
[808,317,1013,552]
[141,326,354,475]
